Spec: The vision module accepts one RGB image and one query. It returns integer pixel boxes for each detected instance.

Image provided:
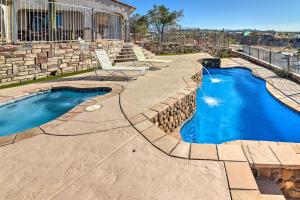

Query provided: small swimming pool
[0,88,109,136]
[180,68,300,144]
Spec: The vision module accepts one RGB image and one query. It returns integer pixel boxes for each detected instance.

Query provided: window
[31,12,62,31]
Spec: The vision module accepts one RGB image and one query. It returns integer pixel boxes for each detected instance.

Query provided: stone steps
[116,54,135,59]
[114,43,136,63]
[114,43,156,63]
[119,51,134,55]
[114,57,135,63]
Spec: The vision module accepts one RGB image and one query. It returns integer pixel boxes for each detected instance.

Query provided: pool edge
[0,83,123,147]
[126,64,300,161]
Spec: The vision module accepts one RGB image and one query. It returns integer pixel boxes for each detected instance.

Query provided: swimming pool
[180,68,300,144]
[0,88,108,136]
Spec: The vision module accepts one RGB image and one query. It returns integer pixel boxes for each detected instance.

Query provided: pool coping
[0,83,123,147]
[127,63,300,198]
[127,62,300,166]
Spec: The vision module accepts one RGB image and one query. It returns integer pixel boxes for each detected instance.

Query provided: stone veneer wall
[151,72,201,134]
[137,42,203,55]
[0,40,124,85]
[253,167,300,198]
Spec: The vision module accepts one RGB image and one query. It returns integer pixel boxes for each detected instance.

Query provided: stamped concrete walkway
[1,53,299,200]
[0,53,232,200]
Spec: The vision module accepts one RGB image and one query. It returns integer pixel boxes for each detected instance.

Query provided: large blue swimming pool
[180,68,300,144]
[0,88,108,136]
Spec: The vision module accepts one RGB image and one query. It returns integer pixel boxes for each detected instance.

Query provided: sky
[122,0,300,32]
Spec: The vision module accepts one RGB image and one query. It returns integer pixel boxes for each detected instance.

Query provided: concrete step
[114,43,137,63]
[114,58,135,63]
[119,51,134,55]
[121,48,133,51]
[261,194,286,200]
[116,54,135,58]
[120,50,133,54]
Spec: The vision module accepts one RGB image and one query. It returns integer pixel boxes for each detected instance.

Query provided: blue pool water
[180,68,300,144]
[0,88,108,136]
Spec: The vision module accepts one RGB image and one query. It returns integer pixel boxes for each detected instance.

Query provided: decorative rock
[284,180,294,190]
[151,87,198,134]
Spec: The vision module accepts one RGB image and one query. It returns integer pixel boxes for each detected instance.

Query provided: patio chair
[95,49,149,80]
[132,46,172,67]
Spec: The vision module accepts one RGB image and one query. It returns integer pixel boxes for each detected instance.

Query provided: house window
[31,12,62,31]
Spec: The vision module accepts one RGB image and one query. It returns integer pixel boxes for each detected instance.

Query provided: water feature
[203,67,223,84]
[181,68,300,144]
[202,96,220,107]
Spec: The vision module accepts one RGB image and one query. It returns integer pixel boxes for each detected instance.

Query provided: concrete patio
[0,53,299,200]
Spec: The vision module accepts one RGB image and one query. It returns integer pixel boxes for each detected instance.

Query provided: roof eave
[111,0,136,12]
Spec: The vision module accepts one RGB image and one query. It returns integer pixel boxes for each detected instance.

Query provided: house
[0,0,136,43]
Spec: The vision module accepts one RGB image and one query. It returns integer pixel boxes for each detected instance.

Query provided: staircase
[114,43,155,63]
[114,43,135,63]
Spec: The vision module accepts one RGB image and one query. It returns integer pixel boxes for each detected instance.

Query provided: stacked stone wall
[137,42,203,55]
[0,40,124,85]
[150,72,201,134]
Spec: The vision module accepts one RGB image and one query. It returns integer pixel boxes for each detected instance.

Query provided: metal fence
[140,26,229,48]
[243,45,300,74]
[0,0,10,43]
[0,0,124,44]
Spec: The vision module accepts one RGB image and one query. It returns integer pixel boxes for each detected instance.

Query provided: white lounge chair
[132,46,172,67]
[95,49,149,80]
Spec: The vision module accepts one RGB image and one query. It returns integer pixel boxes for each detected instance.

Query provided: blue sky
[123,0,300,31]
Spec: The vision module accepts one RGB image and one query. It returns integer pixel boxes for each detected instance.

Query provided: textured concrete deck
[0,53,232,200]
[0,53,298,199]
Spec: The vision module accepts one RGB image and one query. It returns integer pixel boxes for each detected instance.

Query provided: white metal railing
[0,0,10,43]
[0,0,124,44]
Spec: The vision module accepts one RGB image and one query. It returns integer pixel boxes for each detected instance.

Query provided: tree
[147,5,183,43]
[130,14,149,42]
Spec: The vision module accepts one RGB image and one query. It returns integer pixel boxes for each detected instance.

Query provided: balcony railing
[0,0,124,44]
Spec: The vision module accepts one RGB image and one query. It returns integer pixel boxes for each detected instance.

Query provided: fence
[243,45,300,74]
[0,0,9,43]
[136,25,229,49]
[0,0,124,44]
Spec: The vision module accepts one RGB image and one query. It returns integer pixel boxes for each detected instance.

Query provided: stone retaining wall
[150,72,201,134]
[253,167,300,198]
[0,40,124,86]
[137,42,203,55]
